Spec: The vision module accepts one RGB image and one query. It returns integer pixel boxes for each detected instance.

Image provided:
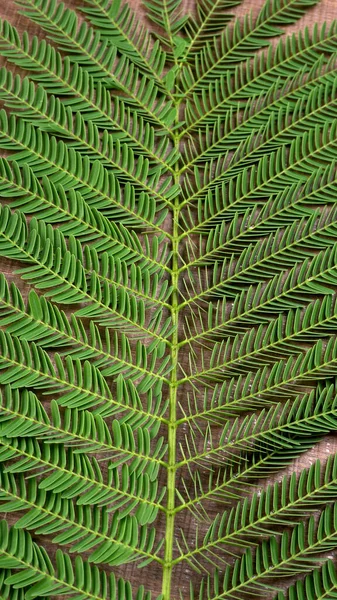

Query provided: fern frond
[183,54,335,132]
[0,329,151,416]
[0,215,172,345]
[0,438,164,522]
[0,0,336,597]
[0,21,178,166]
[179,446,337,521]
[0,522,159,597]
[182,299,337,382]
[178,385,337,468]
[181,246,337,351]
[0,470,162,567]
[180,212,337,306]
[183,161,337,235]
[183,163,335,240]
[182,77,337,168]
[144,0,187,58]
[180,341,337,425]
[0,68,177,190]
[182,205,337,272]
[183,24,337,128]
[0,275,170,393]
[176,444,314,515]
[80,0,168,89]
[0,386,166,471]
[180,0,320,94]
[81,247,172,306]
[177,452,337,567]
[0,331,169,424]
[181,295,337,360]
[16,0,177,128]
[0,571,34,600]
[193,503,337,588]
[277,561,337,600]
[0,159,170,272]
[180,121,337,209]
[181,0,241,60]
[0,112,176,222]
[0,209,171,345]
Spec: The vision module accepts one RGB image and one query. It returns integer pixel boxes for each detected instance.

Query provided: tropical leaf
[144,0,188,60]
[193,503,337,592]
[183,26,337,128]
[276,561,337,599]
[16,0,177,127]
[0,521,157,598]
[179,0,321,93]
[176,452,337,566]
[80,0,168,89]
[181,0,242,61]
[0,0,336,599]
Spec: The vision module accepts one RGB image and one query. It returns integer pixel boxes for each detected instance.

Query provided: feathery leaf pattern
[0,0,335,598]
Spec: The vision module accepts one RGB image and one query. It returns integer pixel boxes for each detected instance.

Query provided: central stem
[162,131,181,599]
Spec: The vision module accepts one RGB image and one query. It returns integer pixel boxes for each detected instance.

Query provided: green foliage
[0,0,336,598]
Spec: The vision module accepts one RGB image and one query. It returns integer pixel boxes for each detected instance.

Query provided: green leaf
[144,0,188,58]
[80,0,169,92]
[0,438,164,523]
[177,452,337,567]
[15,0,175,129]
[0,468,162,566]
[181,0,242,60]
[180,0,321,94]
[0,1,336,598]
[183,27,337,129]
[277,561,337,599]
[0,522,160,598]
[178,385,337,468]
[194,503,337,593]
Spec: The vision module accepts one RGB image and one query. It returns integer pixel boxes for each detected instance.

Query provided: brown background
[1,0,337,598]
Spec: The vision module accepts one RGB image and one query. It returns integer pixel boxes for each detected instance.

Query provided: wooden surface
[1,0,337,598]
